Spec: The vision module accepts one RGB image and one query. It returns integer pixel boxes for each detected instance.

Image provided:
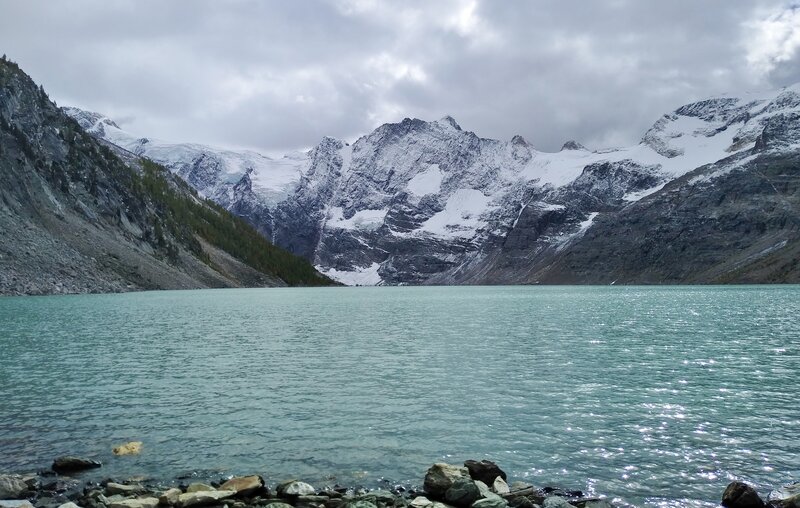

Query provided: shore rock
[542,498,576,508]
[0,476,28,499]
[177,490,235,508]
[112,442,143,456]
[0,502,34,508]
[464,461,507,487]
[106,483,143,496]
[277,481,316,497]
[424,464,470,499]
[262,503,293,508]
[108,499,159,508]
[159,488,182,506]
[58,503,82,508]
[472,498,507,508]
[185,484,215,494]
[445,479,482,507]
[220,476,264,496]
[770,483,800,508]
[343,501,378,508]
[722,482,765,508]
[581,500,615,508]
[492,479,510,495]
[410,497,433,508]
[52,457,102,474]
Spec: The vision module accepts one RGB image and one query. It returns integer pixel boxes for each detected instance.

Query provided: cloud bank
[1,0,797,153]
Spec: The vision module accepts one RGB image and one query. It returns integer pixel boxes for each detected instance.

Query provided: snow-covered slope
[65,83,800,285]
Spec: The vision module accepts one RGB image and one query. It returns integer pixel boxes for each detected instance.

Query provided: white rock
[492,478,510,495]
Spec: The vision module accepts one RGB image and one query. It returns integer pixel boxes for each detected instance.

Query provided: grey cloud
[0,0,795,152]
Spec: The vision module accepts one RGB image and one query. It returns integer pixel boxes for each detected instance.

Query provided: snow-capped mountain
[65,83,800,285]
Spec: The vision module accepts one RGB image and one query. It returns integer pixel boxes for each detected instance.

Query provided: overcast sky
[2,0,800,153]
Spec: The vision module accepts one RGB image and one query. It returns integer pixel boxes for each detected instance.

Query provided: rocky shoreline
[1,457,798,508]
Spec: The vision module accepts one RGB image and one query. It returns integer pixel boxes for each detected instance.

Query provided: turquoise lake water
[1,286,798,507]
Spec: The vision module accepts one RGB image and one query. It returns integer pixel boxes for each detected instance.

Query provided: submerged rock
[52,457,102,474]
[424,463,470,499]
[112,442,143,456]
[721,482,765,508]
[464,461,506,487]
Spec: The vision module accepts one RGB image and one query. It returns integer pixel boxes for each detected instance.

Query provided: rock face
[51,456,102,474]
[721,482,765,508]
[0,57,332,295]
[69,83,800,285]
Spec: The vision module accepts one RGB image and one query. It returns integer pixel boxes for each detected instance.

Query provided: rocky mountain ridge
[0,57,332,295]
[68,84,800,284]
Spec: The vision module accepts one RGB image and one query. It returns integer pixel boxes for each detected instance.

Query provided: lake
[1,286,798,507]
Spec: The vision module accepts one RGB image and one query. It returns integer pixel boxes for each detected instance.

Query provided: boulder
[185,484,215,494]
[424,464,470,500]
[219,476,264,497]
[158,488,182,506]
[106,483,143,496]
[471,498,507,508]
[108,499,160,508]
[445,479,482,507]
[464,461,507,487]
[722,482,765,508]
[492,479,510,495]
[58,503,82,508]
[542,498,576,508]
[0,476,28,499]
[176,490,235,508]
[52,457,102,474]
[276,481,316,497]
[112,442,143,456]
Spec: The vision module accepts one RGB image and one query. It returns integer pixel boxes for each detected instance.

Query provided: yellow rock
[112,441,143,455]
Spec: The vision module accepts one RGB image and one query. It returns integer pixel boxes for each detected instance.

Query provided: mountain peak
[561,140,586,151]
[437,115,462,131]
